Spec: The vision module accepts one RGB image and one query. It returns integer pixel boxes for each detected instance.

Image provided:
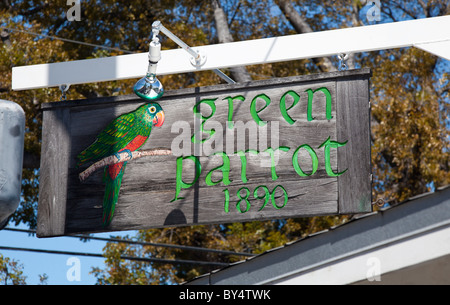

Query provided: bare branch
[228,2,241,27]
[417,0,429,17]
[212,0,252,83]
[79,148,172,182]
[275,0,336,72]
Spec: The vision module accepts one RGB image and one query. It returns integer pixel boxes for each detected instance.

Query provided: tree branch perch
[79,148,172,182]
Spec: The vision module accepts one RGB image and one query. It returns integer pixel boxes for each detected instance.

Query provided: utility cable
[3,227,255,257]
[2,26,136,54]
[0,245,229,267]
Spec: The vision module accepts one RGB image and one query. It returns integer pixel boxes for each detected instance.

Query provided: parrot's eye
[149,106,156,114]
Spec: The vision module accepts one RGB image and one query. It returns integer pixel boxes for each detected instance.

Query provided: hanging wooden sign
[37,69,372,237]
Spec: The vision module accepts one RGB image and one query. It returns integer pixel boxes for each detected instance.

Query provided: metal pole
[154,21,236,84]
[154,21,198,60]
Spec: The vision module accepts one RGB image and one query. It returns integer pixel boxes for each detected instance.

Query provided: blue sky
[0,224,137,285]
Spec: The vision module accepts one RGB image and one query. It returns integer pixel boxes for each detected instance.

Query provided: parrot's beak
[153,110,165,127]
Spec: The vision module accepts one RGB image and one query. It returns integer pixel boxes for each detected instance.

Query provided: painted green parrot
[76,103,165,227]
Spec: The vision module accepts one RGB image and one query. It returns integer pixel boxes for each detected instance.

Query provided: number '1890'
[223,185,288,213]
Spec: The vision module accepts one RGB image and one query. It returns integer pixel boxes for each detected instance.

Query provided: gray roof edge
[185,186,450,285]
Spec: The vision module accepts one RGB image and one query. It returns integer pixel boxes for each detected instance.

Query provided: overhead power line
[0,245,229,267]
[3,227,255,257]
[2,26,136,54]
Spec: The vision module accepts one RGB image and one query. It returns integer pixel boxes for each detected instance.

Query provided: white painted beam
[12,15,450,91]
[415,40,450,61]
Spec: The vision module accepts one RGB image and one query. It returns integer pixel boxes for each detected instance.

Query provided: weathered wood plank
[336,73,372,213]
[37,108,71,237]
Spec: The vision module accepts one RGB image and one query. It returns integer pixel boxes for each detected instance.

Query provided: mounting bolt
[189,49,207,68]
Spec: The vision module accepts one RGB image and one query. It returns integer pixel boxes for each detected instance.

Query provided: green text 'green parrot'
[77,103,165,227]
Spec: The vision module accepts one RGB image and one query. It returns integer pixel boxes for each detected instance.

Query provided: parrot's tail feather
[102,162,127,227]
[76,152,93,168]
[76,139,102,168]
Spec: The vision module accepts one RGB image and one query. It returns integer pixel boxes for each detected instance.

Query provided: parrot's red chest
[124,135,148,152]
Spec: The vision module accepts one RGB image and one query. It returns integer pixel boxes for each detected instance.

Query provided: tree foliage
[368,47,450,202]
[0,0,448,284]
[0,253,27,285]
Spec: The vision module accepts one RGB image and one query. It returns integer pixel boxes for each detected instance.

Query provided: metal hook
[338,53,349,71]
[372,198,385,207]
[59,84,70,101]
